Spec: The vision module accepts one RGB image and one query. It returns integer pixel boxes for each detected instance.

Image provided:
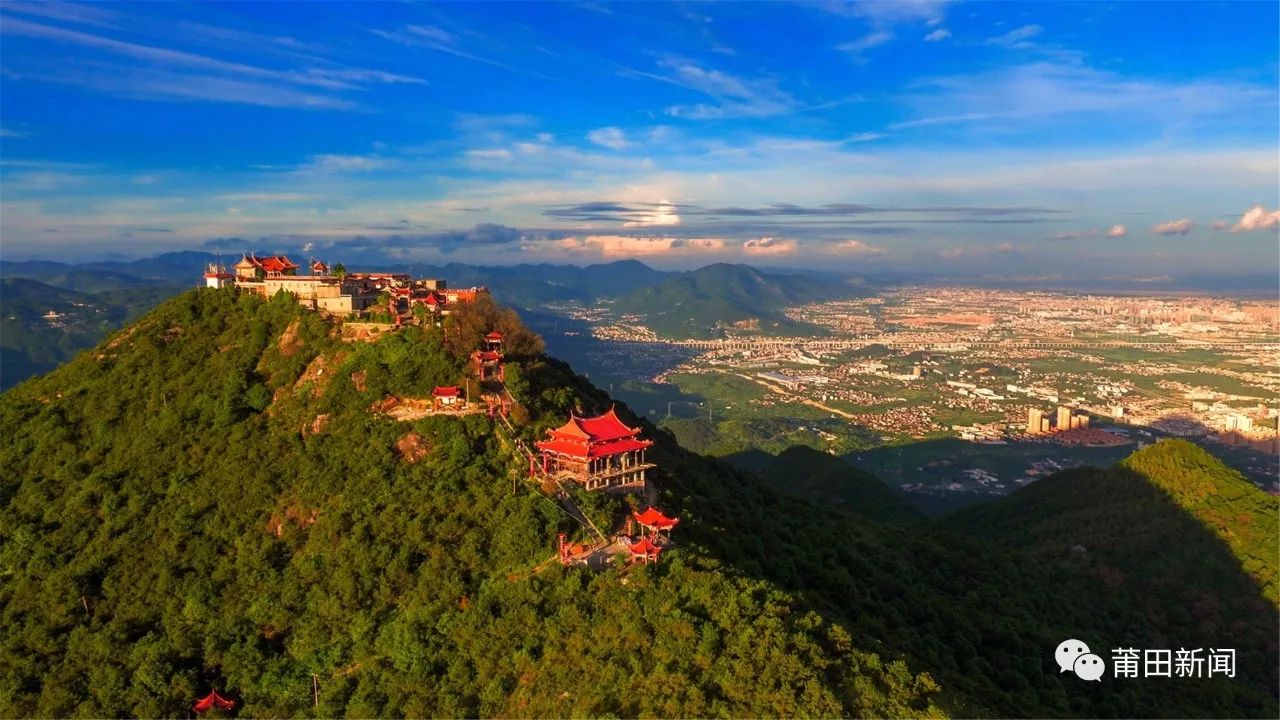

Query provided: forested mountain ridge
[0,277,184,390]
[1,289,1276,718]
[0,289,941,718]
[613,263,861,339]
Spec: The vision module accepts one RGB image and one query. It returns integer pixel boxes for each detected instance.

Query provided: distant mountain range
[612,262,865,339]
[0,277,185,389]
[0,252,869,387]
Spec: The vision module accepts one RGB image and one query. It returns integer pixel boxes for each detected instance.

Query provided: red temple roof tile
[576,407,639,442]
[193,690,235,713]
[433,386,461,398]
[628,537,662,557]
[633,507,679,530]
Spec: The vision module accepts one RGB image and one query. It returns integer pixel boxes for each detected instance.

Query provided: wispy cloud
[300,154,389,173]
[370,24,558,81]
[838,31,894,54]
[892,61,1277,132]
[1151,218,1195,235]
[637,59,800,120]
[924,29,951,42]
[622,200,680,227]
[2,65,358,110]
[1049,223,1127,241]
[827,239,886,256]
[0,127,30,139]
[847,132,887,142]
[987,24,1043,48]
[1,15,420,108]
[830,0,951,26]
[467,148,514,161]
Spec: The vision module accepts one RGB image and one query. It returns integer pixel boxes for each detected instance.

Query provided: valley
[532,282,1280,512]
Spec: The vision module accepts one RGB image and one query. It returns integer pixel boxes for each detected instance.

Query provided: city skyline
[1,1,1278,274]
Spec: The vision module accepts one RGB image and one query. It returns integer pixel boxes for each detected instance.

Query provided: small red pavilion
[534,407,654,492]
[632,507,679,537]
[471,350,504,382]
[193,689,236,714]
[627,536,662,564]
[432,385,462,411]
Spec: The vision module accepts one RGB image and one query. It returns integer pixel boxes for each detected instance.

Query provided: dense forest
[1,288,1276,717]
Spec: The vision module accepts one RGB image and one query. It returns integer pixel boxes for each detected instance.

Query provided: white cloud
[838,31,894,54]
[1212,220,1230,230]
[403,25,454,45]
[987,24,1042,48]
[838,0,951,26]
[1050,230,1096,241]
[742,237,796,255]
[466,148,513,161]
[302,154,388,172]
[648,59,799,119]
[828,239,885,256]
[892,61,1276,132]
[587,126,630,150]
[370,24,557,81]
[924,29,951,42]
[0,127,30,138]
[846,132,886,142]
[2,15,421,103]
[1049,224,1126,241]
[1151,218,1195,236]
[1230,204,1280,232]
[545,234,723,258]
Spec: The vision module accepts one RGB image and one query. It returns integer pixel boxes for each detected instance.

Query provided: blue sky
[1,0,1277,275]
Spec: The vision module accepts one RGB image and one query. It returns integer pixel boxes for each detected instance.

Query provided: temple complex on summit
[535,407,655,492]
[205,253,487,320]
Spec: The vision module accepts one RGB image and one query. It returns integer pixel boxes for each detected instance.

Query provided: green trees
[0,289,941,718]
[2,288,1274,718]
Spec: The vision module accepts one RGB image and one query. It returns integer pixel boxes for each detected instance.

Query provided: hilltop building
[204,263,234,289]
[231,253,378,315]
[535,407,655,492]
[215,253,487,319]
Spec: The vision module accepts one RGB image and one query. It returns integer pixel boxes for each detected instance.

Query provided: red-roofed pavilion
[628,536,662,564]
[193,689,236,713]
[633,507,679,535]
[535,407,654,492]
[471,349,504,382]
[432,386,462,410]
